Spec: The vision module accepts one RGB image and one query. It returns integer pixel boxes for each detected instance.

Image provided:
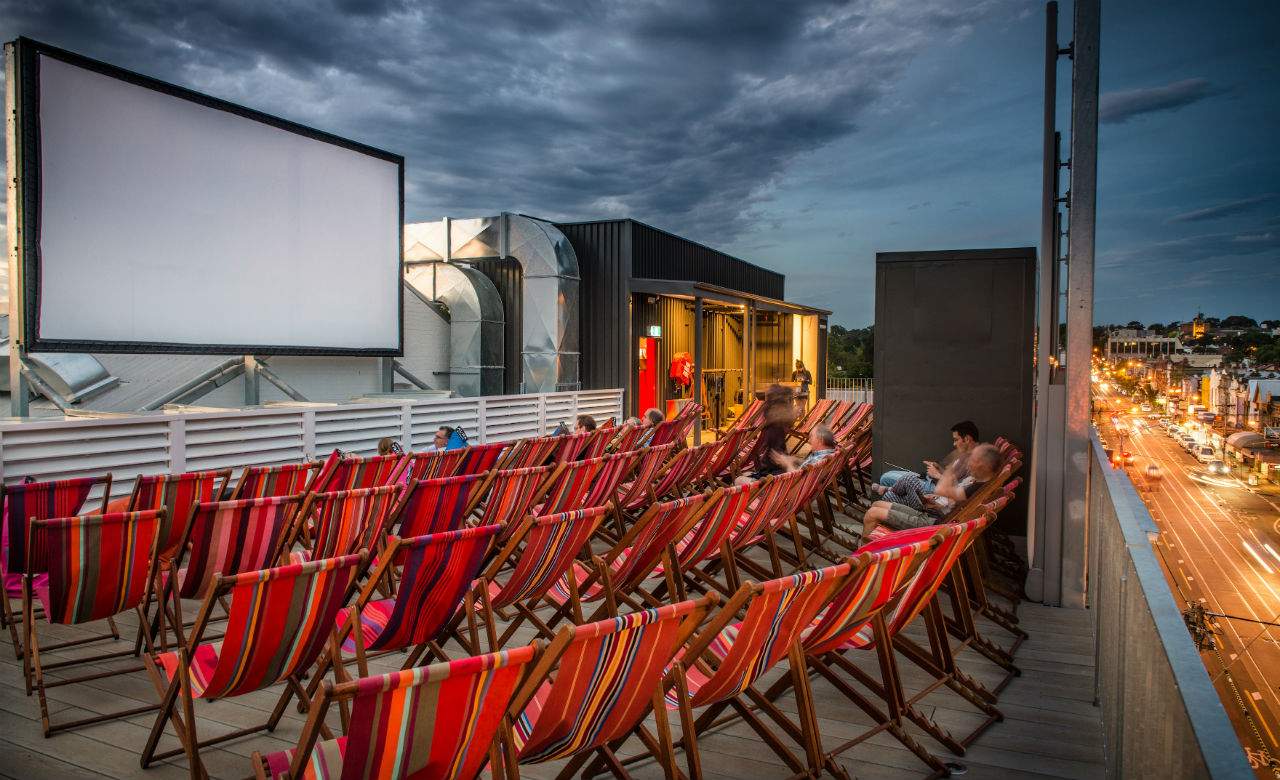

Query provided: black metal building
[553,218,829,431]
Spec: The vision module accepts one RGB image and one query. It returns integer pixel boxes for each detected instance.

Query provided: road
[1097,393,1280,777]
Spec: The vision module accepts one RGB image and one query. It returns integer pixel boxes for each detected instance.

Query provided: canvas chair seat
[155,641,224,699]
[661,622,743,709]
[545,551,635,605]
[335,597,397,654]
[261,738,347,779]
[3,571,43,599]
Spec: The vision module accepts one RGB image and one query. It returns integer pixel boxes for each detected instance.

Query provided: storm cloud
[0,0,1012,244]
[1099,77,1218,124]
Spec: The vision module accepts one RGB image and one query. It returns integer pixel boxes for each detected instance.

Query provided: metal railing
[825,377,873,404]
[0,389,623,500]
[1088,432,1253,779]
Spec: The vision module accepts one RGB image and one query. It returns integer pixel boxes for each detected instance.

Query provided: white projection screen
[11,39,403,354]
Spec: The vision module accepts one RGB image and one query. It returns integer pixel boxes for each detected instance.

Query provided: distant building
[1178,312,1208,339]
[1105,328,1182,359]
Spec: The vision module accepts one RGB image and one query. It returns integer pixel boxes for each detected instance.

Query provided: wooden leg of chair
[22,585,35,695]
[180,653,207,779]
[672,668,702,780]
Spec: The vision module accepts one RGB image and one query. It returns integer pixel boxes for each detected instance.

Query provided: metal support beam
[693,297,704,443]
[6,42,29,417]
[1029,0,1061,602]
[1060,0,1101,609]
[256,360,308,402]
[379,357,395,393]
[243,355,260,406]
[392,360,432,391]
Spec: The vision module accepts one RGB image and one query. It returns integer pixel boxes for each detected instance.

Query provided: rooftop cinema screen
[24,47,402,354]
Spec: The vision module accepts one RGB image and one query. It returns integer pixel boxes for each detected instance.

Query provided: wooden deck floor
[0,594,1104,780]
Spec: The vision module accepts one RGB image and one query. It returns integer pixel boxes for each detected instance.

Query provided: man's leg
[878,470,911,487]
[882,503,937,532]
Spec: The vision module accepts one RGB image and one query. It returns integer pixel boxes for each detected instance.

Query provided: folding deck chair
[496,435,562,471]
[787,398,835,452]
[454,441,508,476]
[23,510,165,735]
[580,449,646,511]
[756,533,942,776]
[473,464,557,539]
[286,485,400,563]
[656,483,756,602]
[579,425,617,460]
[315,452,407,492]
[614,442,677,521]
[608,423,646,455]
[253,644,540,780]
[545,492,713,627]
[646,442,715,501]
[390,472,488,537]
[686,427,753,489]
[141,552,367,775]
[646,417,684,448]
[474,505,611,650]
[661,565,856,780]
[2,475,111,658]
[229,461,320,500]
[313,524,503,698]
[402,448,467,483]
[506,597,716,779]
[157,495,303,647]
[554,431,593,463]
[534,456,608,516]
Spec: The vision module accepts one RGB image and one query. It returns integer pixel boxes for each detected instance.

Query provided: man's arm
[770,449,802,472]
[931,460,967,501]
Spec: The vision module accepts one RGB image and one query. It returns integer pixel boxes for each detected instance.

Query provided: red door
[637,337,660,414]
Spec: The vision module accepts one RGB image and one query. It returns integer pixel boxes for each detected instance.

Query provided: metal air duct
[403,261,504,396]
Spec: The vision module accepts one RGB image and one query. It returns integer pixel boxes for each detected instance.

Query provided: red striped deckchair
[128,469,232,561]
[663,566,854,779]
[307,525,503,709]
[581,448,645,511]
[141,552,366,775]
[2,475,111,657]
[607,423,645,455]
[553,431,592,463]
[660,484,755,601]
[473,465,556,538]
[748,535,940,776]
[23,510,164,735]
[546,493,712,627]
[289,485,400,563]
[454,442,506,476]
[813,518,998,772]
[646,417,684,448]
[230,462,319,500]
[648,442,714,501]
[535,456,608,516]
[721,397,763,435]
[579,425,616,461]
[701,472,803,591]
[391,473,488,538]
[316,453,407,492]
[688,426,753,488]
[615,442,677,515]
[476,506,610,649]
[792,398,835,438]
[158,495,303,646]
[253,644,540,780]
[402,449,463,483]
[507,597,716,779]
[497,434,562,470]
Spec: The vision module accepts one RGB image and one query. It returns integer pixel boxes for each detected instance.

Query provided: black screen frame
[10,37,405,357]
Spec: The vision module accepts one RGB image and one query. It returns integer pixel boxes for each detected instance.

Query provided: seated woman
[861,443,1001,536]
[734,384,798,485]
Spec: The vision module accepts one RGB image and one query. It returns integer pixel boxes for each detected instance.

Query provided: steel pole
[1061,0,1101,608]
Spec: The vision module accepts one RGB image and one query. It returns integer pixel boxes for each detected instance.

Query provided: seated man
[770,424,838,473]
[637,407,666,445]
[876,420,979,494]
[862,443,1001,536]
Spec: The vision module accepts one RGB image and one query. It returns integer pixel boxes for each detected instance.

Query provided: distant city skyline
[0,1,1275,327]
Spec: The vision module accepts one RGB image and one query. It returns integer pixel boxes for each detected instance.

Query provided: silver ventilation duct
[404,214,581,393]
[403,261,504,396]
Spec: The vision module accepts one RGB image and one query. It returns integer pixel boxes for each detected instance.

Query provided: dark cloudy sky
[2,1,1277,327]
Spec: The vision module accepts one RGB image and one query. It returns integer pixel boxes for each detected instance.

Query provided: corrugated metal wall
[554,221,632,397]
[630,295,695,416]
[631,221,784,299]
[468,258,523,394]
[752,311,793,388]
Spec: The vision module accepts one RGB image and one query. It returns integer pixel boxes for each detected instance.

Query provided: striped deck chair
[476,505,610,649]
[454,442,507,476]
[23,510,164,735]
[581,449,645,511]
[290,485,400,563]
[661,484,755,602]
[721,397,763,435]
[507,597,716,779]
[817,517,999,772]
[615,442,677,516]
[159,495,303,646]
[664,565,854,779]
[607,423,645,455]
[579,425,616,461]
[705,472,804,592]
[474,464,556,539]
[648,442,714,501]
[312,524,503,698]
[2,475,111,658]
[553,431,592,463]
[391,473,488,538]
[688,426,753,488]
[141,552,366,775]
[128,468,232,561]
[497,434,562,470]
[535,456,607,516]
[230,462,319,500]
[546,493,712,627]
[317,453,408,492]
[646,417,683,448]
[253,644,540,780]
